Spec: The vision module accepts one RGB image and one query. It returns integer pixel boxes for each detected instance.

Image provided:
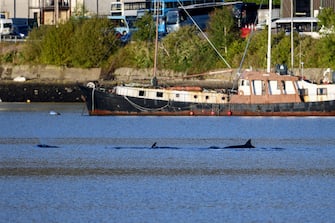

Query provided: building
[29,0,71,25]
[281,0,335,18]
[2,1,335,26]
[0,0,112,25]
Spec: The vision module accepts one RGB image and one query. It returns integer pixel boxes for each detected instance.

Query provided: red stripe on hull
[88,109,335,117]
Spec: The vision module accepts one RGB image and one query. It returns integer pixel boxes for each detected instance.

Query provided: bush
[15,10,335,72]
[23,17,120,68]
[160,26,210,73]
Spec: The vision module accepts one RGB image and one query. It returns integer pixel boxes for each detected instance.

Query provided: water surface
[0,103,334,222]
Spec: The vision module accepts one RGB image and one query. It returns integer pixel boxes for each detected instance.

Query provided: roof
[275,17,319,24]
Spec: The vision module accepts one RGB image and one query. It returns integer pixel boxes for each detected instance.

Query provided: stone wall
[0,65,101,82]
[0,64,333,84]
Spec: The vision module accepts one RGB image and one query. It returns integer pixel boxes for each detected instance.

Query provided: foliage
[160,26,212,73]
[21,26,48,64]
[132,12,156,42]
[23,17,120,68]
[70,18,119,68]
[39,21,75,66]
[271,32,292,66]
[314,34,335,68]
[318,7,335,29]
[5,8,335,73]
[242,30,268,69]
[297,37,318,68]
[207,7,238,55]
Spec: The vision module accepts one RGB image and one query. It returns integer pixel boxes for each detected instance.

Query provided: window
[317,88,327,95]
[268,80,281,95]
[285,81,296,94]
[156,92,163,97]
[299,88,308,96]
[4,23,12,28]
[139,90,145,96]
[252,80,263,95]
[281,81,286,94]
[241,80,250,86]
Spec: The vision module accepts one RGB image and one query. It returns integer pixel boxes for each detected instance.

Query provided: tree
[24,18,120,68]
[207,7,238,55]
[315,34,335,68]
[39,20,76,66]
[132,12,156,42]
[71,18,120,68]
[161,26,210,73]
[318,7,335,29]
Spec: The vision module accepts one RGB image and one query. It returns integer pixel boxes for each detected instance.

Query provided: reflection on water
[1,103,335,222]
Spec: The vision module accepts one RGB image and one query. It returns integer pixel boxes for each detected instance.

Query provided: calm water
[0,103,335,223]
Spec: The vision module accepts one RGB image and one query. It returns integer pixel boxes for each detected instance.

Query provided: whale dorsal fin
[245,139,254,148]
[151,142,157,148]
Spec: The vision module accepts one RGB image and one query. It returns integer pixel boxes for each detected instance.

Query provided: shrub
[23,17,120,68]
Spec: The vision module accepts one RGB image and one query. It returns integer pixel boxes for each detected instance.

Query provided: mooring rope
[123,96,170,112]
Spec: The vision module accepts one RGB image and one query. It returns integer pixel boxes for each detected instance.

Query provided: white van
[0,19,13,36]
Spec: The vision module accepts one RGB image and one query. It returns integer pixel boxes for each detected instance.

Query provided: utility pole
[55,0,59,26]
[266,0,272,73]
[14,0,16,17]
[97,0,99,16]
[291,0,294,73]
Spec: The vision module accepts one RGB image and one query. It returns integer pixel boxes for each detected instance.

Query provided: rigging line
[123,95,170,112]
[232,0,265,91]
[177,0,231,68]
[232,31,257,90]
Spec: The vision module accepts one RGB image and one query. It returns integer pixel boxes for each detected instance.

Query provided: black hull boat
[79,0,335,117]
[79,71,335,116]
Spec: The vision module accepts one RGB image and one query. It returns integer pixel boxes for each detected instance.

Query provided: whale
[37,144,59,148]
[151,142,179,149]
[224,139,255,149]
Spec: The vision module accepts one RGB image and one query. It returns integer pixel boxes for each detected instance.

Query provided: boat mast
[266,0,272,73]
[153,0,160,78]
[291,0,294,74]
